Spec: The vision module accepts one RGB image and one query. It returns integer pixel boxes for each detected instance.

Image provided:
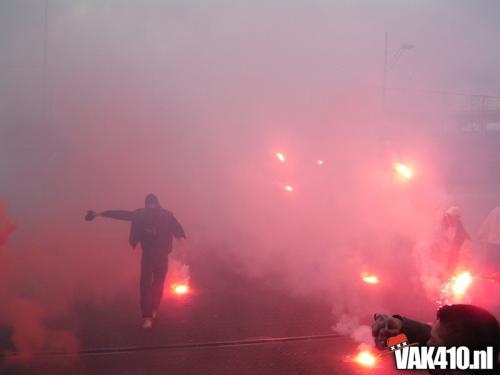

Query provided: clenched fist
[85,210,98,221]
[372,313,403,349]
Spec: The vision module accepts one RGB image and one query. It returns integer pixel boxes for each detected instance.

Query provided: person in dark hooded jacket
[86,194,186,329]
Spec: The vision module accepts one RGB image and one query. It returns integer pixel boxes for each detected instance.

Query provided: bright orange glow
[284,185,294,192]
[317,160,324,165]
[362,275,379,284]
[276,152,286,162]
[354,351,377,367]
[438,271,475,306]
[393,163,413,180]
[171,283,189,295]
[451,272,473,298]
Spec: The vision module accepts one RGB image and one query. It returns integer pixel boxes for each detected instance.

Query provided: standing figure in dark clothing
[85,194,186,329]
[478,207,500,273]
[415,207,474,303]
[439,206,472,275]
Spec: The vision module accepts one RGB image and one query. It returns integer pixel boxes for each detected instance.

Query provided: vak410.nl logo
[388,334,495,371]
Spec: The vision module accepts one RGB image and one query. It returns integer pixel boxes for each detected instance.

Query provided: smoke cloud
[1,0,499,363]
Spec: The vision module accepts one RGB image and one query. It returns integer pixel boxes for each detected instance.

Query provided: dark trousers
[140,249,168,318]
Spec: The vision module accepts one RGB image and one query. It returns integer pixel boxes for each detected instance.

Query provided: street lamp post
[382,32,415,107]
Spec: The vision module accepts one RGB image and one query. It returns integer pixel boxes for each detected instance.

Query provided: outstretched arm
[171,215,186,239]
[85,210,135,222]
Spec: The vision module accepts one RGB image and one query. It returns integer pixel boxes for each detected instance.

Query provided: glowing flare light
[284,185,294,192]
[354,351,378,367]
[276,152,286,162]
[451,272,473,298]
[393,163,413,180]
[362,275,379,284]
[438,271,474,306]
[171,283,189,295]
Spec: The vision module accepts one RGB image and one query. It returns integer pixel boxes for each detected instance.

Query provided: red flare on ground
[393,163,413,180]
[284,185,294,192]
[171,283,189,295]
[354,350,378,367]
[275,152,286,162]
[362,275,379,284]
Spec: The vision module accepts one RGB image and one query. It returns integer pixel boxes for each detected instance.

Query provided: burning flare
[276,152,286,162]
[451,271,473,298]
[354,350,378,367]
[317,160,324,165]
[171,283,189,295]
[438,271,474,306]
[362,275,379,284]
[284,185,294,192]
[393,163,413,180]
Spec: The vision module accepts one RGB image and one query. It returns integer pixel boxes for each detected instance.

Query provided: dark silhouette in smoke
[86,194,186,328]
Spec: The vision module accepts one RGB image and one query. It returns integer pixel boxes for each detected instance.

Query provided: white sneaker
[142,318,153,329]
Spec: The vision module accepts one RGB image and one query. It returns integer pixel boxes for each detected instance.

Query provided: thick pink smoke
[0,202,80,362]
[2,2,499,367]
[0,200,135,362]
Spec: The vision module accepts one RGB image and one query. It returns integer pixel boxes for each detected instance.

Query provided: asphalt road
[1,336,432,375]
[1,251,433,375]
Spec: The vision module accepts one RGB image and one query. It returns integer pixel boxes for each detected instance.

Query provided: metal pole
[383,31,388,107]
[42,0,49,125]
